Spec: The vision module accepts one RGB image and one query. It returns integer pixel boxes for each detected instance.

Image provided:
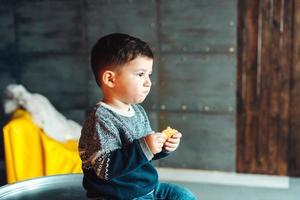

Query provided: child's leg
[153,182,198,200]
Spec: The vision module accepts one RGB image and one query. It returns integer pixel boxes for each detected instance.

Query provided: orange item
[162,126,178,139]
[3,109,82,183]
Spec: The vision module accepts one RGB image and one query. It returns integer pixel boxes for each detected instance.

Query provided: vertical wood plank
[237,0,292,175]
[276,0,293,175]
[237,0,260,173]
[289,0,300,176]
[258,0,273,174]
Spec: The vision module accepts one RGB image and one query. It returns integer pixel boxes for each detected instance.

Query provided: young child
[78,33,197,200]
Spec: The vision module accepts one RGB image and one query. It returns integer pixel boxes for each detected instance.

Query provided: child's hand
[163,131,182,152]
[144,132,166,154]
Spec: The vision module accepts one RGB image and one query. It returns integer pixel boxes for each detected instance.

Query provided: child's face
[113,56,153,105]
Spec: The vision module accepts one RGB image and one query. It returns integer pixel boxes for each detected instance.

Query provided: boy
[78,33,197,200]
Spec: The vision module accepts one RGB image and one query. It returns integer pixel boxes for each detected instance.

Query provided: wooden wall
[0,0,237,185]
[237,0,300,176]
[289,0,300,176]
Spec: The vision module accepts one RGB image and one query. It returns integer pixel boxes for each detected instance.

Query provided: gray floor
[175,178,300,200]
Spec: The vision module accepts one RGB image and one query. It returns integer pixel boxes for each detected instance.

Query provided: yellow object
[3,109,82,183]
[162,126,178,139]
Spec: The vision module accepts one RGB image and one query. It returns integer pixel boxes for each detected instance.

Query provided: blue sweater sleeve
[107,139,150,179]
[153,151,170,160]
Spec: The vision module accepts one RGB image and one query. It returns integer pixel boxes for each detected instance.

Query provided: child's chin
[135,97,146,104]
[135,99,144,104]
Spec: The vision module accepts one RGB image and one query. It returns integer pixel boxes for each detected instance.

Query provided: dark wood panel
[237,0,293,175]
[274,0,292,175]
[289,0,300,176]
[237,0,260,174]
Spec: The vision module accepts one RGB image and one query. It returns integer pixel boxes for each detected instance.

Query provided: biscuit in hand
[162,126,178,139]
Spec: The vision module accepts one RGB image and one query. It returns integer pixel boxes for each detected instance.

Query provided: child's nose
[144,77,152,87]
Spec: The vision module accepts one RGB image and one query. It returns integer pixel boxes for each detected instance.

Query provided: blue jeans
[88,182,197,200]
[133,182,197,200]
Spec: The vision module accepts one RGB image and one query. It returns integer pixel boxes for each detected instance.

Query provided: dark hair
[91,33,154,86]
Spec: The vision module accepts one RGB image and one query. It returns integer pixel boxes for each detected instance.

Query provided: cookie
[162,126,178,139]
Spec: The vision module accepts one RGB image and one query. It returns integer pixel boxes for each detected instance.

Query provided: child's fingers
[166,137,180,144]
[172,132,182,139]
[164,145,176,152]
[154,132,166,140]
[156,134,166,143]
[164,141,178,148]
[164,147,172,152]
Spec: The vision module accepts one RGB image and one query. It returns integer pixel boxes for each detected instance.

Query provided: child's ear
[102,70,116,87]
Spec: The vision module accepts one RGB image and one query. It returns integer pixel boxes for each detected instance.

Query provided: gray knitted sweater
[78,103,168,199]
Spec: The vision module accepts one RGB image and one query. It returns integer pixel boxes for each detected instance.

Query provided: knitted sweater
[78,103,169,199]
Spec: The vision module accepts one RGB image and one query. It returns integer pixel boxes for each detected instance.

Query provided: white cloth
[4,84,81,142]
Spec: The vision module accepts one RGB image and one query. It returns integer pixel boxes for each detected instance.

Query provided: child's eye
[138,72,145,77]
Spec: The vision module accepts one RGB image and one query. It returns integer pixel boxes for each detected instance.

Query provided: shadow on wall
[0,107,8,186]
[0,74,17,186]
